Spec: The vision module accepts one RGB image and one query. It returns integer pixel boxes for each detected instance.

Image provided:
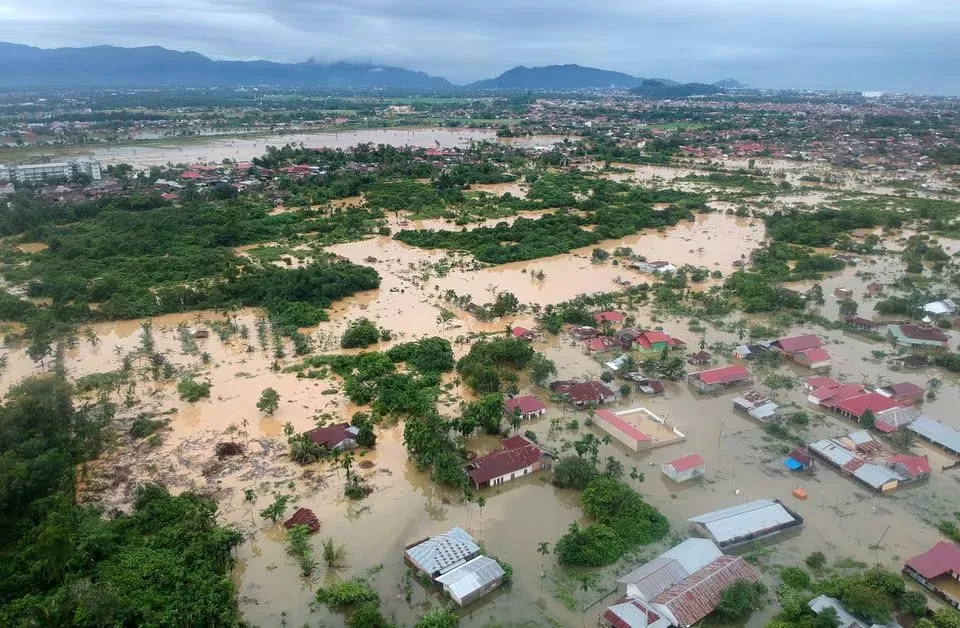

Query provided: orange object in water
[792,488,808,500]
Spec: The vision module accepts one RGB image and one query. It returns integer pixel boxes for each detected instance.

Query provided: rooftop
[652,555,760,627]
[595,409,653,442]
[405,527,480,576]
[905,541,960,580]
[691,365,751,386]
[467,436,546,485]
[776,334,823,353]
[434,555,505,600]
[689,499,800,545]
[504,395,546,415]
[908,416,960,454]
[665,454,705,473]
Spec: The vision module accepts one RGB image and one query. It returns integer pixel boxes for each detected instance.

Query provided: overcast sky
[2,0,960,94]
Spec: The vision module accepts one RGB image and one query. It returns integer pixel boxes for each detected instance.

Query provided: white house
[662,454,705,483]
[923,299,957,317]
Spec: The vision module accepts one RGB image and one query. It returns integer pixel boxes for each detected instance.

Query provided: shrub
[130,415,168,438]
[341,318,382,349]
[780,566,811,590]
[315,578,379,608]
[716,580,768,621]
[177,377,211,402]
[554,522,623,567]
[581,476,669,546]
[551,456,598,490]
[806,551,827,570]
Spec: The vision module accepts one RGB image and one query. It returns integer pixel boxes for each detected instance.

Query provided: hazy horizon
[2,0,959,95]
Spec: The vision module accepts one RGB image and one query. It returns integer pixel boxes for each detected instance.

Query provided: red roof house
[774,334,823,354]
[584,336,620,353]
[504,395,546,420]
[877,382,925,405]
[651,555,760,627]
[511,326,535,341]
[687,365,752,392]
[662,454,705,482]
[806,376,840,391]
[304,422,359,451]
[180,170,204,180]
[594,311,625,325]
[905,542,960,606]
[794,347,832,370]
[594,409,653,451]
[886,454,931,480]
[835,392,900,420]
[551,380,618,406]
[283,507,320,533]
[466,435,552,489]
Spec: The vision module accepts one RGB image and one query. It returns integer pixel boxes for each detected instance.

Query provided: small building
[888,324,950,349]
[283,507,320,533]
[601,596,672,628]
[570,326,598,340]
[593,409,654,452]
[805,376,840,392]
[904,541,960,610]
[834,392,900,423]
[808,438,904,493]
[504,396,546,420]
[511,326,535,341]
[787,447,814,471]
[844,316,881,332]
[687,365,752,393]
[604,354,632,373]
[923,299,958,317]
[891,355,930,369]
[193,328,210,339]
[908,416,960,456]
[304,423,360,451]
[687,350,713,365]
[834,287,854,299]
[636,379,665,395]
[616,327,645,348]
[866,282,884,297]
[732,391,780,423]
[774,334,831,368]
[808,595,903,628]
[434,555,505,607]
[732,344,767,360]
[886,454,931,483]
[662,454,705,483]
[688,499,803,549]
[876,382,925,405]
[465,435,552,490]
[794,347,832,370]
[594,311,625,326]
[404,527,481,580]
[584,336,620,353]
[550,380,618,407]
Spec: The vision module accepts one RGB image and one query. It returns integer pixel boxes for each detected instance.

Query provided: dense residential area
[3,53,960,628]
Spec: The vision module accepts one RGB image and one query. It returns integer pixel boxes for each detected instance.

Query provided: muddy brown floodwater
[12,211,960,626]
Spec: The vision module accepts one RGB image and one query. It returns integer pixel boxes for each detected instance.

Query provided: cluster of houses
[403,527,506,607]
[804,376,924,432]
[805,429,931,493]
[603,538,759,628]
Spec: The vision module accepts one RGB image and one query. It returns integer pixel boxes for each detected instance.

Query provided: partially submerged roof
[775,334,823,353]
[434,555,505,600]
[692,365,751,385]
[905,541,960,580]
[405,527,480,576]
[908,416,960,454]
[604,596,671,628]
[798,347,832,363]
[467,436,546,485]
[652,555,760,627]
[617,539,722,601]
[665,454,705,473]
[835,392,899,418]
[504,395,546,415]
[594,409,653,442]
[689,499,799,545]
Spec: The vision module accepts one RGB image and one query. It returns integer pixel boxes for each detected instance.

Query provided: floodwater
[55,128,499,169]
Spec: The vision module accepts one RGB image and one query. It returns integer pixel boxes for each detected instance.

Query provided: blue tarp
[784,457,803,471]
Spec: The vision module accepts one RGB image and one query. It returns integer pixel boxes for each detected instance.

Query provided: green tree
[860,409,876,430]
[257,387,281,415]
[839,299,859,316]
[530,352,557,385]
[259,493,292,522]
[716,580,768,621]
[415,607,460,628]
[552,456,599,489]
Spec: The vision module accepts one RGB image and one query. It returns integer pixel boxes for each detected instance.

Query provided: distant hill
[630,79,725,98]
[0,42,452,88]
[468,64,647,90]
[713,78,748,89]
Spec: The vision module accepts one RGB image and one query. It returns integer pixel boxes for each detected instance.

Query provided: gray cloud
[1,0,959,93]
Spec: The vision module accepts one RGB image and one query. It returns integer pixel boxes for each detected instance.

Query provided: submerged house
[465,435,552,490]
[662,454,705,483]
[888,324,950,349]
[304,423,360,451]
[550,380,619,407]
[774,334,831,369]
[687,365,752,393]
[404,527,481,580]
[503,395,546,420]
[689,499,803,549]
[732,391,780,423]
[435,555,506,607]
[904,541,960,610]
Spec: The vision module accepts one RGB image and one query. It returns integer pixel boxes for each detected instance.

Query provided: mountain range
[0,42,745,92]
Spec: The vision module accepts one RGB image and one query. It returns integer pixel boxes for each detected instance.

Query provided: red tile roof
[594,311,625,324]
[906,541,960,579]
[304,422,352,448]
[807,376,840,390]
[886,454,931,478]
[552,380,616,404]
[283,507,320,532]
[512,326,533,338]
[886,382,925,397]
[584,337,618,352]
[504,396,546,415]
[652,555,760,627]
[641,330,670,345]
[467,436,545,485]
[665,454,705,473]
[180,170,203,180]
[798,347,831,364]
[813,383,867,406]
[899,324,950,343]
[835,392,899,418]
[594,410,652,442]
[694,365,751,385]
[776,334,823,353]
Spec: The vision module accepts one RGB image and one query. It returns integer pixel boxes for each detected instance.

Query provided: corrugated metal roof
[661,538,722,573]
[908,416,960,454]
[405,527,479,576]
[618,557,689,600]
[852,463,903,490]
[809,439,857,467]
[435,555,504,600]
[604,597,672,628]
[809,595,867,628]
[689,499,798,544]
[651,556,760,627]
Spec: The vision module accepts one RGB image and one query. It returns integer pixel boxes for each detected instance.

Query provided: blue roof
[785,458,803,470]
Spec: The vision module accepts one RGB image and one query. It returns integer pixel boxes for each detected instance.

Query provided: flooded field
[40,128,499,169]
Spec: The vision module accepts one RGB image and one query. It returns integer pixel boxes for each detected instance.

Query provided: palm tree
[510,412,523,436]
[601,435,612,459]
[537,542,550,600]
[477,495,486,539]
[630,466,644,489]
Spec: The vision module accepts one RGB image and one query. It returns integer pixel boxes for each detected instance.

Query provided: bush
[806,551,827,570]
[341,318,382,349]
[716,580,768,621]
[177,377,211,402]
[554,522,623,567]
[780,566,811,590]
[415,608,460,628]
[315,578,379,608]
[580,476,669,546]
[349,602,394,628]
[130,415,168,438]
[551,456,599,489]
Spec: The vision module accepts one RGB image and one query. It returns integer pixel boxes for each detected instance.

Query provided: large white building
[0,160,102,183]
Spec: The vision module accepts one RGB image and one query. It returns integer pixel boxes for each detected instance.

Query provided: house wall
[596,420,642,452]
[454,575,504,606]
[663,465,704,483]
[487,462,539,487]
